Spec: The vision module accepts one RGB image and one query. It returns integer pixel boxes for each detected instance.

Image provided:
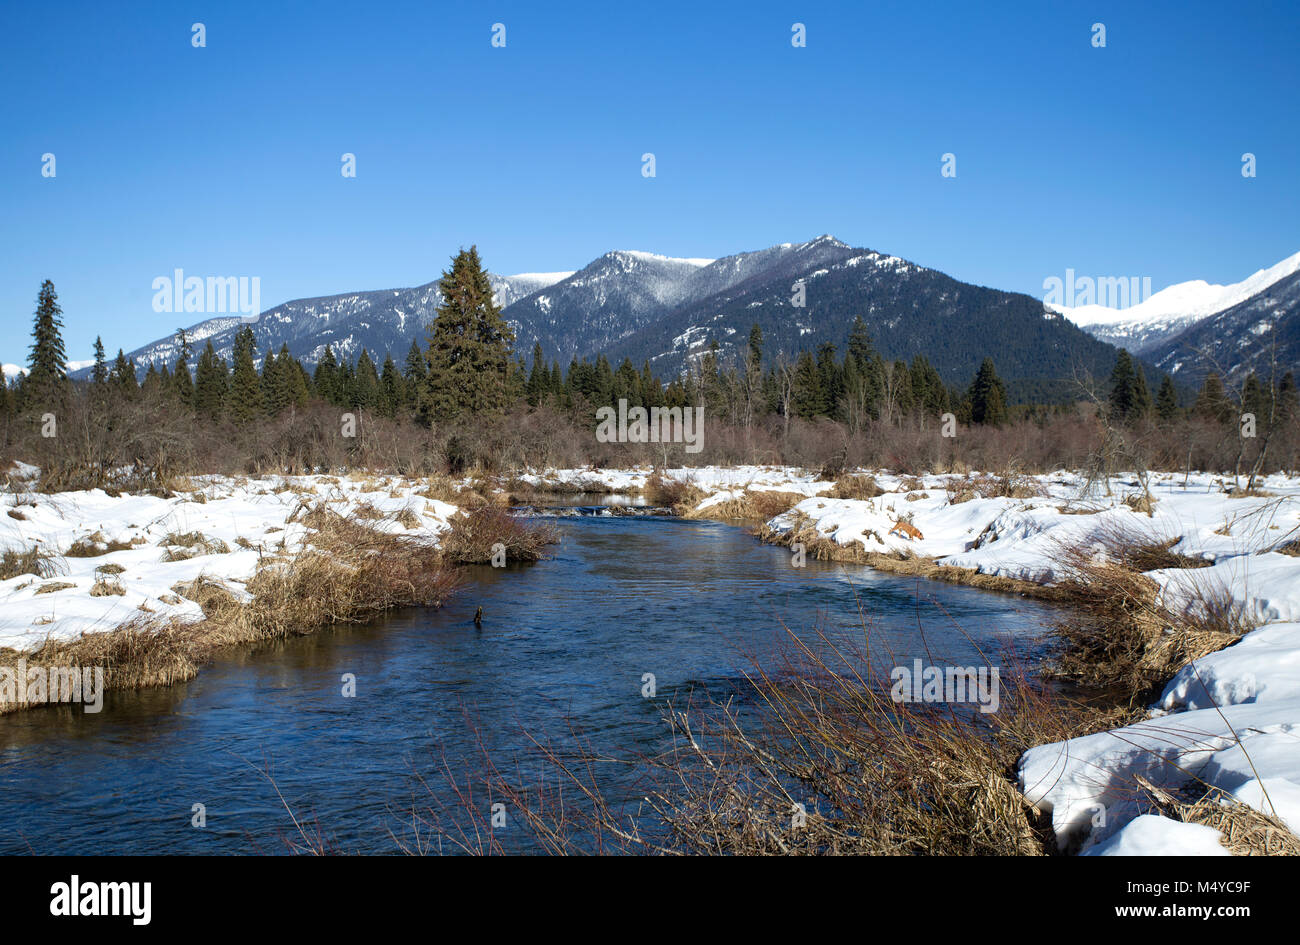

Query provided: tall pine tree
[421,247,515,422]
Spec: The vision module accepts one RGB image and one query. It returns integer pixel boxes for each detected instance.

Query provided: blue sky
[2,0,1297,365]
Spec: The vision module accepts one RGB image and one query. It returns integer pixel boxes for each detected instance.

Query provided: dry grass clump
[644,472,706,515]
[394,507,423,529]
[1122,492,1158,515]
[1,546,60,580]
[89,578,126,597]
[65,532,135,557]
[34,581,77,595]
[1090,521,1210,573]
[685,490,807,521]
[416,475,462,503]
[351,502,386,520]
[829,474,883,500]
[1047,527,1252,704]
[7,508,27,521]
[159,530,232,561]
[1136,777,1300,856]
[440,507,559,565]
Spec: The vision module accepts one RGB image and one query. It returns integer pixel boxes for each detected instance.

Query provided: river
[0,505,1059,854]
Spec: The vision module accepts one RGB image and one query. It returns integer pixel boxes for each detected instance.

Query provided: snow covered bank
[747,466,1300,854]
[0,472,461,654]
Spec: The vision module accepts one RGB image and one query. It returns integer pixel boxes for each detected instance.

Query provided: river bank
[519,463,1300,854]
[6,461,1300,855]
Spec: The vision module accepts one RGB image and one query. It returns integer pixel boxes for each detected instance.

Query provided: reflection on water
[0,513,1059,854]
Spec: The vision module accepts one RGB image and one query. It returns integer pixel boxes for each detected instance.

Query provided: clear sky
[2,0,1297,365]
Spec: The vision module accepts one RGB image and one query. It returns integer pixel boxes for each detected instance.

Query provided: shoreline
[5,463,1300,855]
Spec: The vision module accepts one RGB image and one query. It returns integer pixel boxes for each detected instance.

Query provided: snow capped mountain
[1146,266,1300,382]
[60,237,1297,395]
[503,236,849,360]
[1054,250,1300,355]
[72,272,573,377]
[605,240,1116,394]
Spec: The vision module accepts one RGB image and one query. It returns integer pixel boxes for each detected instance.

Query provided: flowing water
[0,504,1060,854]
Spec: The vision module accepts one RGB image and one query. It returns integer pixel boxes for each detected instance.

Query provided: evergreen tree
[0,366,11,419]
[25,280,70,410]
[227,327,261,425]
[1242,371,1269,424]
[1194,373,1234,423]
[1107,349,1140,423]
[967,357,1007,425]
[421,246,515,422]
[110,349,138,394]
[314,346,341,406]
[792,351,826,418]
[173,328,194,408]
[91,336,108,385]
[1278,372,1298,423]
[193,341,229,417]
[1155,374,1179,421]
[353,349,380,410]
[379,353,403,416]
[526,342,547,406]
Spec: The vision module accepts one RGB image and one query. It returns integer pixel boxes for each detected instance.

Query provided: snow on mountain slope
[1055,250,1300,354]
[67,271,573,379]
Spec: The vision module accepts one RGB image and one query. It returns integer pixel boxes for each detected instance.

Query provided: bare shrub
[1,547,60,580]
[440,507,559,565]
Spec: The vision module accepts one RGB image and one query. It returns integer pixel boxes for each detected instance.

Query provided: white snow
[0,472,460,652]
[742,465,1300,855]
[1055,249,1300,331]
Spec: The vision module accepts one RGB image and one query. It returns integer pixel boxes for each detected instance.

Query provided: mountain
[81,272,573,373]
[1144,266,1300,384]
[603,240,1123,397]
[502,235,854,360]
[70,235,1175,400]
[1055,251,1300,357]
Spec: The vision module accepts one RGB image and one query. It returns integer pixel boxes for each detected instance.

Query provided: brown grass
[828,474,883,500]
[159,530,231,561]
[753,513,1055,598]
[65,532,135,557]
[1,502,464,714]
[684,490,807,521]
[440,506,559,565]
[34,581,77,595]
[414,621,1115,856]
[1,547,60,580]
[644,472,706,515]
[1136,777,1300,856]
[1046,526,1253,704]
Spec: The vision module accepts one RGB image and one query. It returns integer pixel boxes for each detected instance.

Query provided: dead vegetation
[1,547,60,581]
[1136,777,1300,856]
[414,623,1117,856]
[159,531,232,561]
[644,472,706,515]
[1047,523,1255,705]
[828,474,883,500]
[0,500,482,713]
[440,506,559,565]
[65,532,135,557]
[683,489,807,521]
